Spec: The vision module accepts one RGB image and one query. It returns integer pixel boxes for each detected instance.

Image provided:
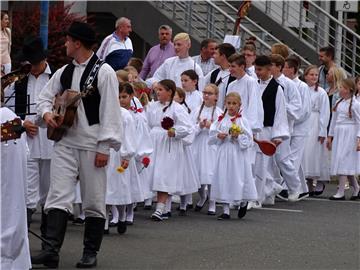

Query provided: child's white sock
[111,205,119,223]
[155,202,165,214]
[126,203,134,222]
[334,176,347,197]
[144,198,152,206]
[117,205,126,222]
[197,185,207,206]
[223,203,230,215]
[165,195,172,213]
[104,205,111,230]
[180,195,187,210]
[348,175,360,196]
[187,194,193,205]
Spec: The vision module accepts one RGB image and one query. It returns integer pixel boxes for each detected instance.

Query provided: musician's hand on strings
[23,120,39,138]
[43,112,59,128]
[272,139,282,146]
[318,136,325,144]
[95,152,109,168]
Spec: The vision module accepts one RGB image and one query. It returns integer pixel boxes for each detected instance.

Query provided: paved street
[29,183,360,270]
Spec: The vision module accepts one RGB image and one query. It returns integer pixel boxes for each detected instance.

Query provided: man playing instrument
[32,21,122,269]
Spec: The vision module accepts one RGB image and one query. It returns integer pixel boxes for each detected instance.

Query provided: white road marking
[305,197,360,204]
[256,208,303,213]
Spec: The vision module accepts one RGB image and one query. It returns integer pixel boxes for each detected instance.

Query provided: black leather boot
[76,217,106,268]
[40,206,48,250]
[31,209,68,269]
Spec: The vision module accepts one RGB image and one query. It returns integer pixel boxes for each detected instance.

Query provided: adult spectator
[140,25,175,80]
[192,38,218,76]
[1,11,11,74]
[97,17,133,71]
[318,46,346,90]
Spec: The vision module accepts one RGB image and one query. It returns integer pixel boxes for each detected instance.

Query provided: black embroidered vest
[60,54,102,126]
[262,78,279,127]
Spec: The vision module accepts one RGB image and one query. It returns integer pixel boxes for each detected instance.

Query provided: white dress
[130,109,154,200]
[106,108,144,205]
[185,90,203,112]
[191,105,223,185]
[209,113,257,203]
[357,95,360,174]
[1,107,31,270]
[146,101,193,194]
[328,97,360,175]
[302,85,330,180]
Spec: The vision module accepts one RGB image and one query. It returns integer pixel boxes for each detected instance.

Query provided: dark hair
[1,11,8,20]
[68,36,94,50]
[355,76,360,97]
[181,69,199,82]
[285,55,300,74]
[175,87,191,113]
[228,53,246,67]
[254,55,271,67]
[128,57,143,73]
[216,43,236,59]
[197,102,216,123]
[319,46,335,60]
[242,43,256,54]
[119,82,134,95]
[159,79,176,112]
[200,38,217,49]
[270,54,285,69]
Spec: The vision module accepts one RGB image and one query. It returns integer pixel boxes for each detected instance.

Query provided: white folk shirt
[185,90,203,112]
[37,53,122,154]
[204,67,231,110]
[308,85,330,138]
[276,74,302,134]
[146,56,205,91]
[245,65,257,80]
[227,73,263,133]
[26,63,54,159]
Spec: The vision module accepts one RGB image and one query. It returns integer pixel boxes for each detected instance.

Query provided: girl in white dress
[147,80,193,221]
[355,76,360,179]
[191,84,223,215]
[327,79,360,200]
[105,84,143,234]
[302,65,330,195]
[209,92,257,220]
[181,69,203,112]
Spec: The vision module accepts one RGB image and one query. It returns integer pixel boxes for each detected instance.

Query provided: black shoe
[194,198,208,212]
[40,207,48,250]
[179,209,187,216]
[144,205,152,210]
[298,192,309,201]
[31,209,68,269]
[276,190,288,201]
[109,221,118,227]
[187,204,193,210]
[314,183,325,196]
[217,213,230,220]
[207,211,216,216]
[76,217,105,268]
[117,221,127,234]
[238,202,248,219]
[76,253,97,268]
[133,206,138,212]
[125,221,133,226]
[350,195,359,201]
[329,195,345,201]
[103,229,109,235]
[72,218,85,226]
[161,212,171,220]
[151,210,163,221]
[308,191,315,197]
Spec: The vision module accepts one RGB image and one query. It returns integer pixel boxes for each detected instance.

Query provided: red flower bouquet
[161,116,175,152]
[139,156,151,173]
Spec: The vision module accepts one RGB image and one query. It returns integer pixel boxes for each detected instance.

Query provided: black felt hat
[66,21,96,45]
[19,37,48,64]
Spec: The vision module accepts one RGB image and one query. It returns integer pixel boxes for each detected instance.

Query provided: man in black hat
[31,21,122,268]
[13,37,54,235]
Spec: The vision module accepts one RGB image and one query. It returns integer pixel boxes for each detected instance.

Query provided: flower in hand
[142,156,151,168]
[116,159,129,173]
[229,123,242,138]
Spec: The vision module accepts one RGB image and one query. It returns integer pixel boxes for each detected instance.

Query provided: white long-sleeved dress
[191,105,223,185]
[146,101,193,194]
[106,108,144,205]
[209,113,257,203]
[302,85,330,180]
[328,97,360,175]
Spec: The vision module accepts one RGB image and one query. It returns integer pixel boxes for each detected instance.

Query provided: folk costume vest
[261,78,280,127]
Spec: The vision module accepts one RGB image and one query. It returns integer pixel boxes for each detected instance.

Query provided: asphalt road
[29,183,360,270]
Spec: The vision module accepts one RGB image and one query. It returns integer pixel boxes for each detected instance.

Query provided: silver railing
[151,0,312,67]
[253,0,360,76]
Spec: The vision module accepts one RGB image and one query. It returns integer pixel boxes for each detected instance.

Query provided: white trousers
[44,145,107,218]
[26,158,51,209]
[290,136,309,193]
[273,138,301,194]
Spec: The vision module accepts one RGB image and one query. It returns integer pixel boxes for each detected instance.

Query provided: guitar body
[47,90,82,142]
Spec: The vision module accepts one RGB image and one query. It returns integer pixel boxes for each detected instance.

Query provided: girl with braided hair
[191,84,223,215]
[327,79,360,200]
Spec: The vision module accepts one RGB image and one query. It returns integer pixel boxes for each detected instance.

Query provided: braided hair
[197,84,218,123]
[159,79,176,113]
[333,78,356,119]
[175,87,191,114]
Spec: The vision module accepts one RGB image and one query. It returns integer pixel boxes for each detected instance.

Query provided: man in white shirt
[192,38,218,76]
[97,17,133,71]
[241,43,257,79]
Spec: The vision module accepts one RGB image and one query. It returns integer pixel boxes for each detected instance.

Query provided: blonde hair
[132,81,150,107]
[304,65,319,91]
[271,43,289,59]
[225,92,242,105]
[197,84,219,123]
[333,78,356,118]
[328,66,345,90]
[116,70,129,82]
[174,32,190,42]
[204,83,219,96]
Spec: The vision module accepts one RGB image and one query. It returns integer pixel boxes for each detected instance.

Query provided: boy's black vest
[261,78,280,127]
[14,65,53,120]
[210,68,236,92]
[59,54,102,126]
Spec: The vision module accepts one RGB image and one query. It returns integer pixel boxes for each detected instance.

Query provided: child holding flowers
[105,83,144,234]
[209,92,257,220]
[191,84,223,215]
[327,79,360,200]
[146,79,193,221]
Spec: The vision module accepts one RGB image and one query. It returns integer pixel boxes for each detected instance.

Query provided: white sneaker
[288,192,300,202]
